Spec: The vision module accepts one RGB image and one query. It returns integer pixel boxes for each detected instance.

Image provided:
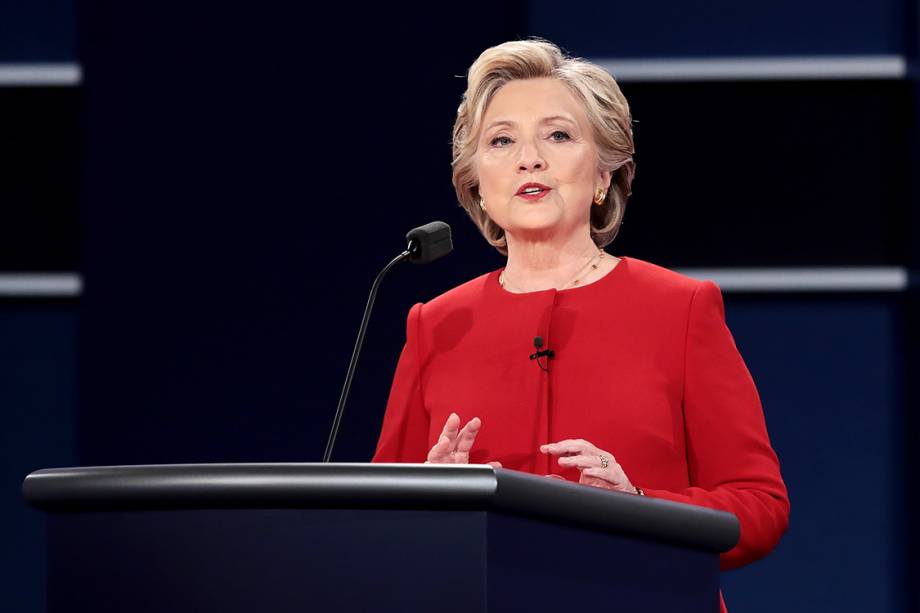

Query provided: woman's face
[475,77,610,245]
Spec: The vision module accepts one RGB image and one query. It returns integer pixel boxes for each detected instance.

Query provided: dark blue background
[2,0,918,611]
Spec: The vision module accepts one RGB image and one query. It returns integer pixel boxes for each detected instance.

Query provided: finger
[454,417,482,454]
[540,445,580,456]
[439,413,462,453]
[556,455,604,469]
[541,445,590,456]
[426,434,451,462]
[440,412,461,440]
[540,439,593,456]
[581,467,622,483]
[580,476,615,490]
[487,461,502,469]
[428,434,451,463]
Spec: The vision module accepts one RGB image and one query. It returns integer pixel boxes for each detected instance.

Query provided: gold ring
[599,454,609,469]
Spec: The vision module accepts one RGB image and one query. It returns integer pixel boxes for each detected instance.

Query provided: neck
[502,229,600,292]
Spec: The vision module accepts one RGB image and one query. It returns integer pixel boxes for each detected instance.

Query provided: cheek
[560,151,601,190]
[575,151,600,180]
[475,156,508,195]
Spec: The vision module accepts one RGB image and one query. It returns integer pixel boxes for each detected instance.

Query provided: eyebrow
[483,115,578,132]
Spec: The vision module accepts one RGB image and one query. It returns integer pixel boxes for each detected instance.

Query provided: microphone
[322,221,453,462]
[530,336,554,372]
[529,336,555,359]
[406,221,452,264]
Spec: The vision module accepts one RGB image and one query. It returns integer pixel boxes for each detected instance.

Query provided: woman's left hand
[540,439,638,494]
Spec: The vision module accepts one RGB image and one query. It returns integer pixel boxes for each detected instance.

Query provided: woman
[372,39,788,610]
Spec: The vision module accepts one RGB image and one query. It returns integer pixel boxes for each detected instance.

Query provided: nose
[517,138,546,173]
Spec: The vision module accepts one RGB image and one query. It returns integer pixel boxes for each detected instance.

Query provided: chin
[511,207,565,230]
[510,207,562,226]
[507,221,566,242]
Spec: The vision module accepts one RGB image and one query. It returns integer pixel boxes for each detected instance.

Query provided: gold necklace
[500,249,606,293]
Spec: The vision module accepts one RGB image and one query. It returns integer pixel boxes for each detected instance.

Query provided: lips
[516,182,552,201]
[516,182,551,195]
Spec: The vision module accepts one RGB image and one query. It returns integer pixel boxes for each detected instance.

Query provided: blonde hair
[451,39,636,255]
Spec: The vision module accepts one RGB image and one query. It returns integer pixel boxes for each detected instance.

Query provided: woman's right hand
[426,412,502,468]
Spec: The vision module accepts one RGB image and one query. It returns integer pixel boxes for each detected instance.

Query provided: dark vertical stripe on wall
[894,292,916,613]
[904,1,920,612]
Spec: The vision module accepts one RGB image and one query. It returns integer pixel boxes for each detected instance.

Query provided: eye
[490,135,513,147]
[550,130,571,142]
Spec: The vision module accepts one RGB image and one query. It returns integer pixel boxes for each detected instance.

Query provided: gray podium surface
[24,463,738,612]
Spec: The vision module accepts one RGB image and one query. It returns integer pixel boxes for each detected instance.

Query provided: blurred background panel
[0,86,79,271]
[1,2,81,612]
[1,0,918,612]
[719,295,907,610]
[528,0,905,56]
[74,1,519,467]
[0,0,76,61]
[615,79,910,267]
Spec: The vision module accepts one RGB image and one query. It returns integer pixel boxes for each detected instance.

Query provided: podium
[23,463,738,612]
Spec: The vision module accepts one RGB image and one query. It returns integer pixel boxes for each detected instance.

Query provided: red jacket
[373,256,790,611]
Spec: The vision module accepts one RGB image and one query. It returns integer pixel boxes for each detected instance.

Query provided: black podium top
[23,463,739,553]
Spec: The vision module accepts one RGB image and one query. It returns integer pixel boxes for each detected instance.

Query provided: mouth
[516,183,552,201]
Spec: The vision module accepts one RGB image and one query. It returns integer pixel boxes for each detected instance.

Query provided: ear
[598,167,612,190]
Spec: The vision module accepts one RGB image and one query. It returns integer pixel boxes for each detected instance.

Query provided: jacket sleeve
[642,280,790,571]
[371,302,431,463]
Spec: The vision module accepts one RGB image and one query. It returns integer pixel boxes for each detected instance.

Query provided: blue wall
[528,0,906,56]
[0,2,80,612]
[2,0,918,611]
[721,296,905,611]
[0,1,76,61]
[0,307,77,613]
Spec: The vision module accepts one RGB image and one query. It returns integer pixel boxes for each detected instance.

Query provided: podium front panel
[47,508,719,613]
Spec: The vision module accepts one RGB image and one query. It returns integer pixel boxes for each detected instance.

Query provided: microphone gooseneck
[322,221,453,463]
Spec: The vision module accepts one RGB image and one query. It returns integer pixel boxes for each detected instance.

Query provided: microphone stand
[322,248,411,462]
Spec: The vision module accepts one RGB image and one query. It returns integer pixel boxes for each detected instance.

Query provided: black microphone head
[406,221,453,264]
[534,336,544,348]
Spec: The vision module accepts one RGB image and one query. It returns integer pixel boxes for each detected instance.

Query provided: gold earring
[479,196,487,211]
[593,188,607,205]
